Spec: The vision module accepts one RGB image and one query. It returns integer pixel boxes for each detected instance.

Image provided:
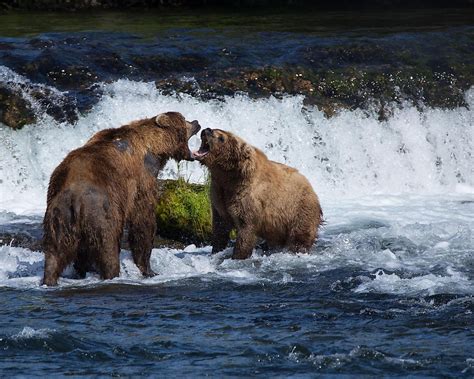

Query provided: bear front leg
[211,206,233,254]
[128,208,156,278]
[232,225,257,260]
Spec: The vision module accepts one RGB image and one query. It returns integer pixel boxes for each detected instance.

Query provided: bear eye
[218,136,225,143]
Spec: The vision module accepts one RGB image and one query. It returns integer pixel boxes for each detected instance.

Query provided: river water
[0,9,473,377]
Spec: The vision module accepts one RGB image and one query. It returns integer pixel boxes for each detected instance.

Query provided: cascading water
[1,70,473,214]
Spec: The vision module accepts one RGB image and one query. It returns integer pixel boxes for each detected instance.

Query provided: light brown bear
[193,128,322,259]
[42,112,200,286]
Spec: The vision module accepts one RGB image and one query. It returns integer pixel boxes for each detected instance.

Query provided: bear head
[151,112,201,161]
[193,128,255,174]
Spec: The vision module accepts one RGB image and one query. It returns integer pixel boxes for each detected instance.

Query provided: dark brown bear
[193,128,322,259]
[42,112,200,286]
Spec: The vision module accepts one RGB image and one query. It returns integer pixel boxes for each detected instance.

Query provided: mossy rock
[155,178,212,244]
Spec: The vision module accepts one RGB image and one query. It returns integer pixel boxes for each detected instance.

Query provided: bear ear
[155,113,173,128]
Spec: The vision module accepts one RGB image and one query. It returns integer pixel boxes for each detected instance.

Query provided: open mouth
[184,120,202,161]
[192,138,210,160]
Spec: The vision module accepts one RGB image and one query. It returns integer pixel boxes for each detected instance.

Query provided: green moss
[261,67,283,81]
[155,178,212,244]
[154,178,238,245]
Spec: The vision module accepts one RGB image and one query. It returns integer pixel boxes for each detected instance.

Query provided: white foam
[0,192,472,297]
[354,268,474,296]
[0,71,473,213]
[0,244,255,289]
[11,327,54,340]
[0,245,44,284]
[289,345,423,370]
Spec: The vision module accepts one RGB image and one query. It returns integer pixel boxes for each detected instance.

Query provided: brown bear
[42,112,200,286]
[193,128,322,259]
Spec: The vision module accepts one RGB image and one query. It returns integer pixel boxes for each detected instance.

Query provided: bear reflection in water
[42,112,200,286]
[193,128,323,259]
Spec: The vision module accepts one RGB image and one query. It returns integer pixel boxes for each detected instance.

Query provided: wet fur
[42,112,197,285]
[198,129,323,259]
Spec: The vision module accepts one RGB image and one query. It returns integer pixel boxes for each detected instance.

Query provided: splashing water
[0,69,473,213]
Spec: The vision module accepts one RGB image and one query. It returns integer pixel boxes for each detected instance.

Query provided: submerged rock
[0,232,43,251]
[156,62,473,119]
[0,82,79,129]
[0,86,36,129]
[1,25,473,128]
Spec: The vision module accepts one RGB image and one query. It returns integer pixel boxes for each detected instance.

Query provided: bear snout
[202,128,213,137]
[190,120,201,136]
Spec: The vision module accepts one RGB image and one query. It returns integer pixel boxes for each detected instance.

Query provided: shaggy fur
[194,128,322,259]
[42,112,200,286]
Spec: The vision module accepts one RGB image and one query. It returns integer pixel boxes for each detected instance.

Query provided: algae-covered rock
[155,178,212,244]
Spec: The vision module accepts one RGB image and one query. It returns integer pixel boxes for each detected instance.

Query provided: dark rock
[91,52,132,76]
[29,38,55,49]
[30,87,79,124]
[0,86,36,129]
[45,65,98,90]
[132,54,208,75]
[0,43,13,50]
[1,26,472,125]
[21,50,99,90]
[0,232,42,251]
[0,81,80,129]
[156,58,473,119]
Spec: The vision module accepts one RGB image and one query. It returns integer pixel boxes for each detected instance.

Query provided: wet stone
[0,27,472,129]
[0,232,42,251]
[0,86,36,129]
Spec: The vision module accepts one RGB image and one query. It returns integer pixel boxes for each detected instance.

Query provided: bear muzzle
[190,120,201,136]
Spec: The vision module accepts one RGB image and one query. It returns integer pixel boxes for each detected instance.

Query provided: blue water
[1,198,473,376]
[1,263,472,377]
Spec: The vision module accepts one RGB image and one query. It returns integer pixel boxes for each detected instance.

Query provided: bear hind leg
[128,213,156,278]
[43,245,77,286]
[82,224,122,281]
[288,227,317,253]
[43,251,62,286]
[96,236,121,280]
